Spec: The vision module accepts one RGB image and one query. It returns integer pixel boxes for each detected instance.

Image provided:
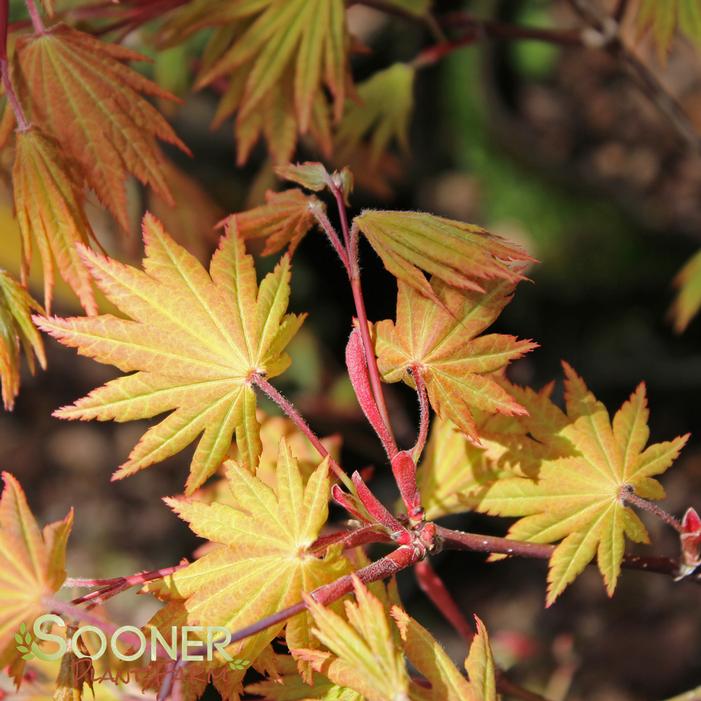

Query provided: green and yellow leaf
[354,210,533,305]
[35,214,305,493]
[0,472,72,668]
[472,363,689,604]
[670,248,701,332]
[0,270,46,411]
[636,0,701,55]
[163,0,349,163]
[13,24,188,231]
[335,63,415,168]
[13,127,97,315]
[375,278,537,443]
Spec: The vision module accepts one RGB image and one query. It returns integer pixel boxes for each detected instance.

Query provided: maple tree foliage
[0,1,700,699]
[36,214,304,493]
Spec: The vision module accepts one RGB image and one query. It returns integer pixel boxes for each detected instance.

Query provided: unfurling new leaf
[36,214,305,493]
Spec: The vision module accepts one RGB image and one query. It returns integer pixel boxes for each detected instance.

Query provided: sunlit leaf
[670,248,701,332]
[375,278,537,443]
[14,23,189,231]
[0,472,72,668]
[35,214,305,493]
[472,363,689,604]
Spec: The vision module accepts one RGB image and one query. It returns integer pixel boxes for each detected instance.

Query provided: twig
[309,201,352,277]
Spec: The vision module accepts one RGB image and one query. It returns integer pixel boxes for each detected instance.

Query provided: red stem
[310,203,351,277]
[24,0,45,33]
[251,372,351,488]
[620,486,684,534]
[412,366,429,461]
[0,0,29,131]
[414,559,474,642]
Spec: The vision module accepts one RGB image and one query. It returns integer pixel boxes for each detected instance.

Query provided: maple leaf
[473,363,689,604]
[416,383,573,520]
[35,214,305,493]
[246,653,362,700]
[0,472,73,668]
[13,23,189,231]
[335,63,415,168]
[226,188,319,256]
[162,0,349,163]
[670,248,701,332]
[375,278,537,443]
[636,0,701,56]
[12,127,98,315]
[301,577,410,701]
[0,271,46,411]
[354,210,533,305]
[146,443,349,692]
[301,577,497,701]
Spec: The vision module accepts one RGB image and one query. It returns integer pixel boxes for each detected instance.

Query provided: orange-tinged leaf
[0,472,73,668]
[13,24,189,231]
[147,444,348,689]
[375,278,537,444]
[164,0,349,162]
[35,214,305,493]
[354,210,533,304]
[12,127,97,315]
[473,364,689,604]
[226,188,319,256]
[0,271,46,411]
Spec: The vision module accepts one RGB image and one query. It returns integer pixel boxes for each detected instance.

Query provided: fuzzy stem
[619,485,684,534]
[310,202,351,277]
[0,0,29,131]
[251,373,352,489]
[24,0,45,33]
[412,365,429,461]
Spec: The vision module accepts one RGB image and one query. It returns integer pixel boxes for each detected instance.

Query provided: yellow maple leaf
[375,278,537,443]
[13,23,189,231]
[147,442,348,690]
[35,214,305,493]
[301,578,497,701]
[0,472,73,668]
[0,270,46,411]
[474,363,689,604]
[12,127,97,315]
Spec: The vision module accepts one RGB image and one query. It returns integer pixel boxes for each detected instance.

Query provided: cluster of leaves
[0,1,699,700]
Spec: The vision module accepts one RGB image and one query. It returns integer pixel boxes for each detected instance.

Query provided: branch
[435,526,700,583]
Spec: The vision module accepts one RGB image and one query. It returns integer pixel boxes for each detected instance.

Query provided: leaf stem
[310,201,351,277]
[411,365,429,461]
[0,0,29,131]
[619,485,684,534]
[251,372,351,488]
[24,0,45,34]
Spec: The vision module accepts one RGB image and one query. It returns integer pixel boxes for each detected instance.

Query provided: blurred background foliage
[1,1,701,699]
